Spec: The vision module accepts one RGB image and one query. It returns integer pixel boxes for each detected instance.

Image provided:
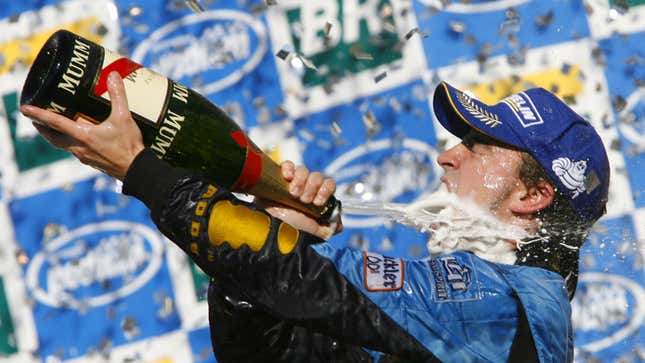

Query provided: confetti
[449,20,466,34]
[275,49,290,60]
[405,27,429,40]
[535,10,554,28]
[374,71,388,83]
[362,111,381,139]
[324,21,333,37]
[353,51,374,61]
[185,0,205,12]
[121,317,141,340]
[611,95,627,112]
[330,121,342,138]
[16,249,29,265]
[127,5,143,17]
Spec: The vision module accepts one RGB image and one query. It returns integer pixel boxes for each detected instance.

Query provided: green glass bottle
[20,29,339,222]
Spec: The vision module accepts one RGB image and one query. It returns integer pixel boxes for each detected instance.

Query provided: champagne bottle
[20,29,340,222]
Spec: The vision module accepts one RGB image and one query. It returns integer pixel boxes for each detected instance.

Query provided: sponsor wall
[0,0,643,362]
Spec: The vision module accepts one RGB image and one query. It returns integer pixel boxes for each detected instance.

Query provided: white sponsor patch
[502,92,544,128]
[363,251,404,291]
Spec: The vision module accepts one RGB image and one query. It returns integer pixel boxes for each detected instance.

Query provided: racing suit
[123,149,574,363]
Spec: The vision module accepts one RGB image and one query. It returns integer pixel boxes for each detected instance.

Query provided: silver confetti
[353,51,374,61]
[362,111,381,139]
[535,10,554,28]
[449,20,466,34]
[499,7,520,35]
[374,71,388,83]
[185,0,205,12]
[15,249,29,265]
[121,317,140,340]
[127,5,143,17]
[324,21,333,37]
[405,27,428,40]
[330,121,342,138]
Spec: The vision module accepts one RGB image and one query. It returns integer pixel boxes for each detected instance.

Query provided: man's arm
[22,72,525,362]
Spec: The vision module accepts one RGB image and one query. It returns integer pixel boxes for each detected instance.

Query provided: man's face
[436,131,525,222]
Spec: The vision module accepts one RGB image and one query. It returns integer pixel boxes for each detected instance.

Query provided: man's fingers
[21,105,82,138]
[106,71,131,121]
[290,165,309,197]
[281,161,295,180]
[32,122,76,149]
[300,172,324,204]
[314,178,336,206]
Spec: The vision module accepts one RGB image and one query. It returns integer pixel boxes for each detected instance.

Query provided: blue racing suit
[123,149,574,363]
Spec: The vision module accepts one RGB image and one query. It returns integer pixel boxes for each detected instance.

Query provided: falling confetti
[362,111,381,139]
[374,71,388,83]
[535,10,554,28]
[185,0,205,13]
[405,27,429,40]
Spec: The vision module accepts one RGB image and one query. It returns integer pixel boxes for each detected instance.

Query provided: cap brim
[432,81,524,149]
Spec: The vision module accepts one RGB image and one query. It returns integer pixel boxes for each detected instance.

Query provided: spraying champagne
[20,29,340,222]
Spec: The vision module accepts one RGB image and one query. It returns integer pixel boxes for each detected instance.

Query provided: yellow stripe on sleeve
[207,200,271,252]
[277,222,300,255]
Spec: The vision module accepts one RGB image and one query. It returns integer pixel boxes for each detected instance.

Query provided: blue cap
[432,81,610,224]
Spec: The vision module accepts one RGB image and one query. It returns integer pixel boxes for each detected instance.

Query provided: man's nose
[437,143,465,170]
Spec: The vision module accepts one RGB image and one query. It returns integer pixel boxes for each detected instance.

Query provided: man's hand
[20,71,144,181]
[257,161,343,240]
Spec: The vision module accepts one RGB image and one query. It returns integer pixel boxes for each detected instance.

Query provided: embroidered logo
[456,90,502,128]
[363,251,404,291]
[502,92,544,128]
[429,254,481,302]
[440,256,471,291]
[552,157,587,198]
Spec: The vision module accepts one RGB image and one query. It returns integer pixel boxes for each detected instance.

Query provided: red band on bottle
[231,131,262,191]
[93,58,143,96]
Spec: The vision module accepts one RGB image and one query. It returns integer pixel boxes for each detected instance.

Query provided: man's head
[431,81,611,297]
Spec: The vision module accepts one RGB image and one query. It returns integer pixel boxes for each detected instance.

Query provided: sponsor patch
[502,92,544,128]
[429,254,481,302]
[363,251,404,291]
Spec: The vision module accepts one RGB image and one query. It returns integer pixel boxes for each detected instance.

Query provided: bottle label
[93,49,169,125]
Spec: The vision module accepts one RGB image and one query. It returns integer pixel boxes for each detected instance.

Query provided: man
[21,71,609,362]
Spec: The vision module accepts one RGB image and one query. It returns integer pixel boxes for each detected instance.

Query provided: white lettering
[343,0,383,43]
[301,3,341,55]
[45,101,67,113]
[57,39,91,95]
[151,109,185,157]
[172,83,189,104]
[46,233,149,297]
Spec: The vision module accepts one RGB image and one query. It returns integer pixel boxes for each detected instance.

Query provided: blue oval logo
[572,272,645,352]
[132,10,268,95]
[325,138,442,228]
[25,221,164,309]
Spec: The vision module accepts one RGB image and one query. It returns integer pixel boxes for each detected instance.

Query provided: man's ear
[509,180,555,215]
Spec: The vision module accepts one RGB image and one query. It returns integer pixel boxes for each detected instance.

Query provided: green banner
[3,91,71,172]
[287,0,402,88]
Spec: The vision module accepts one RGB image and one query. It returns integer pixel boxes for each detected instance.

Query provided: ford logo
[25,221,164,309]
[572,272,645,352]
[131,9,268,95]
[325,138,442,228]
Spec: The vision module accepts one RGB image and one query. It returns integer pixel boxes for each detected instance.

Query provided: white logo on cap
[502,92,544,128]
[552,157,587,198]
[455,91,502,128]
